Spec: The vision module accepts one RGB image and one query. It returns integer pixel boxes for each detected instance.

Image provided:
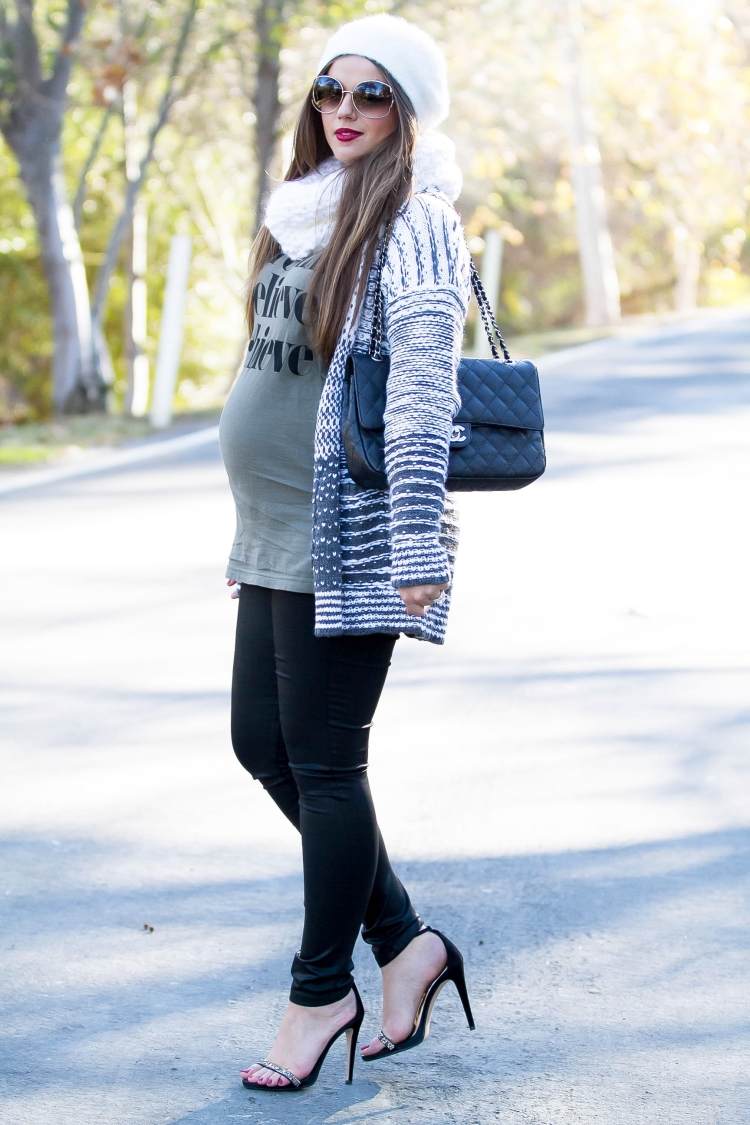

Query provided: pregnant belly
[219,370,318,492]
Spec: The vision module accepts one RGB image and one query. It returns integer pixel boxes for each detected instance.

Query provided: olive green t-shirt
[218,250,325,593]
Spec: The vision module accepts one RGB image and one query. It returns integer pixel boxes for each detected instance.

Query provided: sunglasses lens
[353,81,393,117]
[312,77,342,110]
[311,76,394,117]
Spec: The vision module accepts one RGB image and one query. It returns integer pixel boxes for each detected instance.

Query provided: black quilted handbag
[342,211,546,492]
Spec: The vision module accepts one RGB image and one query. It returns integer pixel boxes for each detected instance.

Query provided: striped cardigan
[311,190,472,644]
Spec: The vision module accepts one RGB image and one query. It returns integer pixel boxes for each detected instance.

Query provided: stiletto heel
[448,947,476,1030]
[344,1023,358,1084]
[241,981,365,1092]
[362,925,476,1062]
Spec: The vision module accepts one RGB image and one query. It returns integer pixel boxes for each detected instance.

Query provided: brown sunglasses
[311,75,395,119]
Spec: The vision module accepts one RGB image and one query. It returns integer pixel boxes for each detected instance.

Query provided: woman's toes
[245,1065,289,1087]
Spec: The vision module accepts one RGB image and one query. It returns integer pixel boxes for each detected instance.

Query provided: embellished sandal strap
[376,1028,396,1051]
[259,1057,302,1088]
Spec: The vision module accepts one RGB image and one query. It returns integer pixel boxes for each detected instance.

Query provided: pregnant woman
[218,12,475,1093]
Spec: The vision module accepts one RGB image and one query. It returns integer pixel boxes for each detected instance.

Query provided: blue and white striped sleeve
[380,191,472,590]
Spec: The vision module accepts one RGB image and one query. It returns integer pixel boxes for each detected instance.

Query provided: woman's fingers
[399,582,447,615]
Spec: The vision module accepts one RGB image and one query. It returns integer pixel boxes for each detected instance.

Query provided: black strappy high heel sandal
[361,925,475,1062]
[241,980,365,1092]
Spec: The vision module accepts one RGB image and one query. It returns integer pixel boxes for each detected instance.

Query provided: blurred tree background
[0,0,748,423]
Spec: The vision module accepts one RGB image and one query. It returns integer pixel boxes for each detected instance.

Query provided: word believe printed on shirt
[245,251,323,379]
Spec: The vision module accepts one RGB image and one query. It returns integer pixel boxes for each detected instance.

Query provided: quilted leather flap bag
[342,207,547,492]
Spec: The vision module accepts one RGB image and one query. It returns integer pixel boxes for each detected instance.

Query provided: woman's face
[318,54,399,165]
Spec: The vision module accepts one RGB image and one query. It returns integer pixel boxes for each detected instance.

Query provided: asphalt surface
[1,307,748,1124]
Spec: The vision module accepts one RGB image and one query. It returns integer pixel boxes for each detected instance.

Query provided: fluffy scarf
[263,129,463,258]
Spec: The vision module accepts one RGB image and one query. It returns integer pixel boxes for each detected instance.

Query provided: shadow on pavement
[1,825,749,1121]
[540,313,750,435]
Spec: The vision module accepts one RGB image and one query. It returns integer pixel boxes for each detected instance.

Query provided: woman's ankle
[370,919,428,969]
[288,986,357,1013]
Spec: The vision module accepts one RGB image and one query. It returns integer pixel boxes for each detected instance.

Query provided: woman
[218,13,475,1093]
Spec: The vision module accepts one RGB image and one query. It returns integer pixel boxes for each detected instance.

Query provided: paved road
[1,308,748,1124]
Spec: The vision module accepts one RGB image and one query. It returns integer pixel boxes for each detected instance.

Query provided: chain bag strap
[342,206,546,491]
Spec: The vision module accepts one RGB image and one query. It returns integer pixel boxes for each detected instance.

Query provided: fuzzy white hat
[316,13,450,131]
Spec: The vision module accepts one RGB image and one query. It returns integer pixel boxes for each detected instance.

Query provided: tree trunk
[90,0,199,333]
[562,0,621,327]
[253,0,284,233]
[122,73,150,416]
[0,0,101,413]
[19,147,107,414]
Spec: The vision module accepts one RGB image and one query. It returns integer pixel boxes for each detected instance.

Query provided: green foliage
[0,250,52,421]
[2,0,750,422]
[0,156,51,420]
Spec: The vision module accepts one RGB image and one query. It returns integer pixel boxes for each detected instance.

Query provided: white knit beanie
[316,13,450,132]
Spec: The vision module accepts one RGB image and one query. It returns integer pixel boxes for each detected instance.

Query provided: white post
[473,228,504,358]
[150,233,192,428]
[129,201,150,416]
[673,222,701,312]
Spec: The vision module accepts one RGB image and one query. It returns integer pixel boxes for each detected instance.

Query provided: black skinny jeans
[230,582,425,1006]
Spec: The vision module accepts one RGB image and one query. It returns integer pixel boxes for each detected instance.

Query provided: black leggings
[230,582,424,1006]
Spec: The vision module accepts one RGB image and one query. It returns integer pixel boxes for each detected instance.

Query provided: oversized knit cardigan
[311,188,472,645]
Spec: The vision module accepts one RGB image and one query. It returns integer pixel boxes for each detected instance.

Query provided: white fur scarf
[262,129,463,259]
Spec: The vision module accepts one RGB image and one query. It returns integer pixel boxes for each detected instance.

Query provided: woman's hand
[398,582,448,616]
[227,578,240,600]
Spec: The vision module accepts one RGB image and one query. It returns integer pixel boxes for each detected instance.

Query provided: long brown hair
[243,60,418,368]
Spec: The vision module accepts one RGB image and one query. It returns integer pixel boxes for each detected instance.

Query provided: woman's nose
[337,92,357,119]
